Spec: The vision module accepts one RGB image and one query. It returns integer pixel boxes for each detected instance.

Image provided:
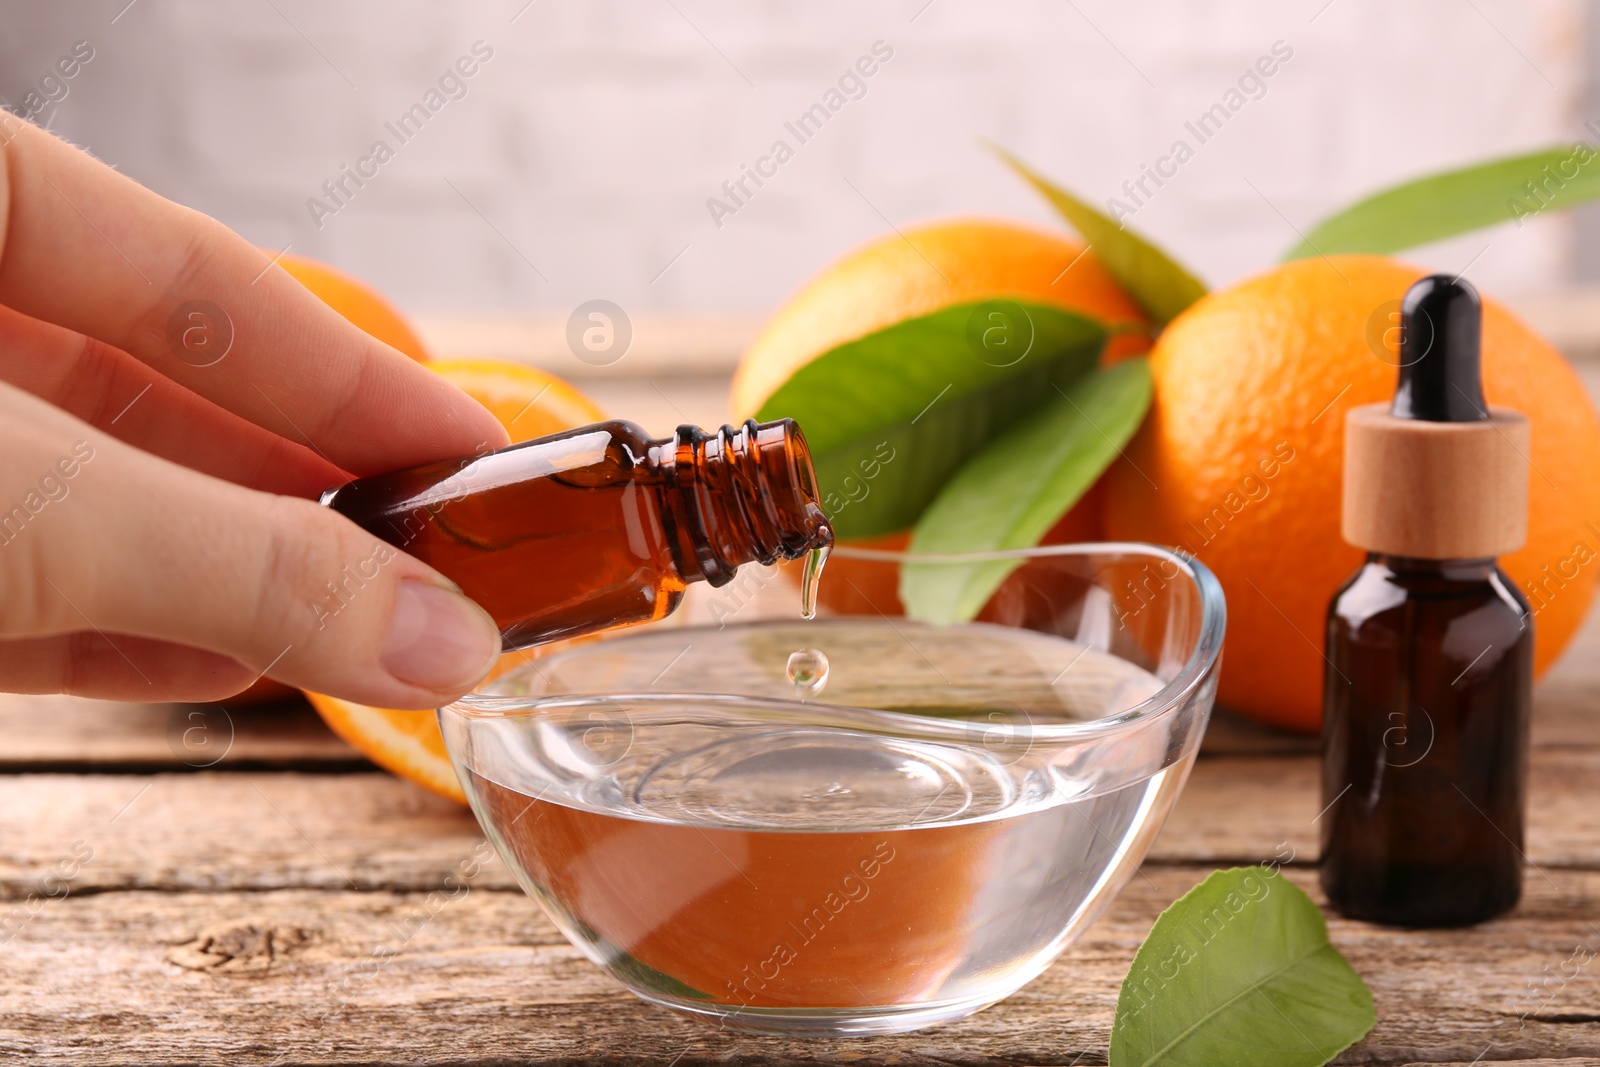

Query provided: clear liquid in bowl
[450,618,1184,1034]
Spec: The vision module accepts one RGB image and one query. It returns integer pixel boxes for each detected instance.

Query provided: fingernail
[381,580,501,692]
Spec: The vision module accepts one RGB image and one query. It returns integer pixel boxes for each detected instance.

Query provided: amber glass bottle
[1321,555,1531,925]
[1321,275,1532,927]
[321,419,833,650]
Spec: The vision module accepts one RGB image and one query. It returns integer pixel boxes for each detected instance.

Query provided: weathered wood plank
[1157,747,1600,871]
[0,691,1328,768]
[3,735,1598,899]
[1,868,1597,1065]
[0,660,1591,775]
[1526,676,1600,750]
[0,693,360,770]
[0,771,492,896]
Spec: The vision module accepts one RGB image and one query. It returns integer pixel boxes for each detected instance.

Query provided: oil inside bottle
[320,418,833,653]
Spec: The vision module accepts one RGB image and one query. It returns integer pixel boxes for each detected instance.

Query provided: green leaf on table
[900,358,1150,624]
[1284,144,1600,260]
[995,146,1209,323]
[1109,867,1375,1067]
[755,299,1107,540]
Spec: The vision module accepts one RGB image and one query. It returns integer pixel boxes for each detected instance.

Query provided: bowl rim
[442,541,1227,746]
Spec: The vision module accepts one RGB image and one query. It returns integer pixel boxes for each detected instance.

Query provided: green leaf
[901,358,1151,625]
[995,146,1208,323]
[755,298,1107,539]
[1285,144,1600,260]
[1109,868,1375,1067]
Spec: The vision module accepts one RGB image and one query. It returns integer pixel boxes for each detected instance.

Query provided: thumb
[2,390,502,708]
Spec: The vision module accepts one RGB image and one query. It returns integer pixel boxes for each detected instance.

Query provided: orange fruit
[305,359,606,802]
[732,217,1150,420]
[1104,255,1600,733]
[277,252,432,363]
[423,358,606,441]
[306,647,567,804]
[733,217,1149,545]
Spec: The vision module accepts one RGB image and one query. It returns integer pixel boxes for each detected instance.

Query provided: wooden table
[0,612,1596,1066]
[5,337,1600,1065]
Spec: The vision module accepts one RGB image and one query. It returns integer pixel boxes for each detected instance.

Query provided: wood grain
[5,732,1599,899]
[2,499,1599,1062]
[0,693,360,770]
[2,627,1594,772]
[0,666,1590,779]
[1,869,1597,1065]
[0,771,494,896]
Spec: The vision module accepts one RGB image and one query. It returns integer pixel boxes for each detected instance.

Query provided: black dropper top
[1391,274,1488,423]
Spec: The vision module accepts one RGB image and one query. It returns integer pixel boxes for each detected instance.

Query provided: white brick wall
[0,0,1585,323]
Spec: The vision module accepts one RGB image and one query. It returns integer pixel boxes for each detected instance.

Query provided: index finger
[0,117,510,477]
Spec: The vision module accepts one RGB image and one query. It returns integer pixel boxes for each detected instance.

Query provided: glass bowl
[438,543,1225,1037]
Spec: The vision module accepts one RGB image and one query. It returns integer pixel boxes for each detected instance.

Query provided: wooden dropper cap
[1342,275,1529,559]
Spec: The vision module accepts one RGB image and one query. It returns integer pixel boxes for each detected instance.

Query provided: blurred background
[4,0,1598,422]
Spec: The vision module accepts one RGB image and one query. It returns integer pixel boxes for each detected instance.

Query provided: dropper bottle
[321,419,833,651]
[1320,275,1532,927]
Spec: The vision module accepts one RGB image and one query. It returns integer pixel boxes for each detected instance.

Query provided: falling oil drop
[786,647,830,701]
[799,534,831,621]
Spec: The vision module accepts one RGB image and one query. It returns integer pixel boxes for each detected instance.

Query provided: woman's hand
[0,116,511,708]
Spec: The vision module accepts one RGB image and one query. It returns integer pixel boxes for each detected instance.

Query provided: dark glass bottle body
[1320,554,1531,926]
[322,419,831,650]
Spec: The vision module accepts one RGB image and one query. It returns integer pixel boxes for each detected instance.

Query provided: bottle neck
[657,419,833,587]
[1369,552,1498,583]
